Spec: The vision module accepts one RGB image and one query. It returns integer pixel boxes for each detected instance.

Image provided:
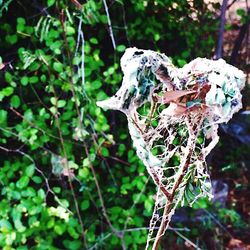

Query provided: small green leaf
[21,76,29,86]
[0,219,12,231]
[47,0,56,7]
[2,86,14,96]
[117,45,126,52]
[6,34,18,45]
[177,59,187,67]
[196,136,204,144]
[25,164,35,177]
[0,109,7,124]
[54,225,65,235]
[10,95,21,108]
[32,176,42,184]
[90,38,98,44]
[17,18,26,32]
[50,106,57,115]
[38,189,45,200]
[80,200,90,211]
[78,168,89,178]
[83,158,90,167]
[68,161,78,169]
[16,176,29,189]
[66,26,75,36]
[154,33,160,41]
[53,62,63,72]
[29,76,39,84]
[5,72,12,83]
[92,80,102,90]
[236,8,246,17]
[57,100,66,108]
[17,17,25,25]
[50,97,57,106]
[23,109,33,121]
[101,147,109,157]
[68,226,79,239]
[40,74,46,83]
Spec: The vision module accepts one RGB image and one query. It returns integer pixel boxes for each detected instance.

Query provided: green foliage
[0,0,246,249]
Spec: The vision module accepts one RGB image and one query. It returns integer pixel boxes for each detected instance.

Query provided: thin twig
[50,86,87,247]
[102,0,116,50]
[83,143,126,250]
[202,208,233,238]
[173,230,202,250]
[0,145,73,214]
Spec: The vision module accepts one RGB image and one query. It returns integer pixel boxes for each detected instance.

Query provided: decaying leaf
[97,48,246,249]
[162,90,196,104]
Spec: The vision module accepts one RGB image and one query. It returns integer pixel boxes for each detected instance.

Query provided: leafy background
[0,0,249,249]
